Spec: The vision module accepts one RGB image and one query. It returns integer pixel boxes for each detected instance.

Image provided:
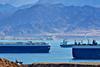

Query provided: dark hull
[60,45,73,48]
[0,46,50,53]
[72,46,100,59]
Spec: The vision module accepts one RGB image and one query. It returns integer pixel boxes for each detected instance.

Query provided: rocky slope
[0,58,100,67]
[0,58,18,67]
[0,4,100,36]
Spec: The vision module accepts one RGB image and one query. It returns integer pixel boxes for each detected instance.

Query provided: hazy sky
[0,0,100,7]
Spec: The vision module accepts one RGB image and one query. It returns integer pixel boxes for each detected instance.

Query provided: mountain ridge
[0,4,100,36]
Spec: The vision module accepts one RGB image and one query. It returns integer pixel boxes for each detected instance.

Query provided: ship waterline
[72,46,100,59]
[0,41,50,53]
[72,40,100,59]
[0,46,50,53]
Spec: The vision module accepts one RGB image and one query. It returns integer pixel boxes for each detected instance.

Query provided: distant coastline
[0,35,100,40]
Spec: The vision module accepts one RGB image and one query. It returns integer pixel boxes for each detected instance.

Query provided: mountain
[19,4,33,9]
[0,4,17,21]
[0,4,100,36]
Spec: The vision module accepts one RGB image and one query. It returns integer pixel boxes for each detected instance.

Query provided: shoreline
[20,62,100,67]
[1,58,100,67]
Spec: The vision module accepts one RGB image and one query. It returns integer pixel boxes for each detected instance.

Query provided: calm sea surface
[0,39,100,64]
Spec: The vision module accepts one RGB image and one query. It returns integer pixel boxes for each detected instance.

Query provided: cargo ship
[60,40,77,48]
[72,40,100,59]
[0,41,50,53]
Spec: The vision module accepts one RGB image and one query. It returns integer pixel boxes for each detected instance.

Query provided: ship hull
[0,46,50,53]
[72,46,100,59]
[60,45,73,48]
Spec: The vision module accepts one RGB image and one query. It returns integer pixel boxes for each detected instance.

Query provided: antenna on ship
[87,39,90,45]
[84,32,89,45]
[81,40,83,45]
[74,40,77,45]
[84,33,88,40]
[63,39,68,45]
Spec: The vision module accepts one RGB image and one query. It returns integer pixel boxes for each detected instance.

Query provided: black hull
[0,46,50,53]
[72,46,100,59]
[60,45,73,48]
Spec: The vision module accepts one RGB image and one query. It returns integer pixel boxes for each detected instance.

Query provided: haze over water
[0,37,100,64]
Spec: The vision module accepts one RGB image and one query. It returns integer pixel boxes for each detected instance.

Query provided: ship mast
[84,32,90,45]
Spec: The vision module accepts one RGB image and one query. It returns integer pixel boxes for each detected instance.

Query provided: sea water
[0,39,100,64]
